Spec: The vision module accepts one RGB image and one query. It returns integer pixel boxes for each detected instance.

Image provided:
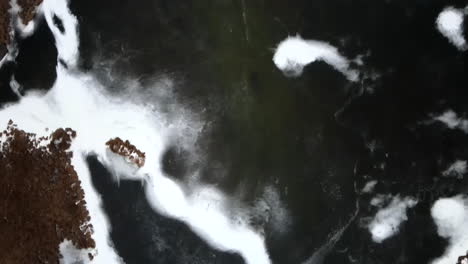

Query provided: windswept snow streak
[367,195,417,243]
[436,6,467,51]
[273,35,359,81]
[431,196,468,264]
[0,0,272,263]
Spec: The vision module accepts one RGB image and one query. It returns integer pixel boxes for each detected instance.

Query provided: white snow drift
[367,195,417,243]
[273,35,359,81]
[436,6,467,51]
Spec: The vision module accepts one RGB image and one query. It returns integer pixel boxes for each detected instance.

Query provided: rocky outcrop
[0,1,10,57]
[0,121,95,263]
[106,137,146,168]
[17,0,43,25]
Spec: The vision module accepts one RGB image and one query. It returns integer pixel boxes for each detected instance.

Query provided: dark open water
[2,0,468,263]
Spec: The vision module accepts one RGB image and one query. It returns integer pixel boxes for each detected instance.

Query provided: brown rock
[0,121,95,263]
[106,137,146,168]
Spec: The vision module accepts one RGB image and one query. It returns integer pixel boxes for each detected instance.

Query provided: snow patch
[443,160,467,179]
[368,195,417,243]
[58,239,95,264]
[104,148,141,182]
[273,35,359,81]
[361,180,378,193]
[434,110,468,132]
[71,154,123,263]
[0,0,272,262]
[436,6,467,51]
[431,196,468,264]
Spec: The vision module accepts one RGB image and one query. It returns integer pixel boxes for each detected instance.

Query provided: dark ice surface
[2,0,468,263]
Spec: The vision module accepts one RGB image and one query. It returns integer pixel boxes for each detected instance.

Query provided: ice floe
[273,35,359,81]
